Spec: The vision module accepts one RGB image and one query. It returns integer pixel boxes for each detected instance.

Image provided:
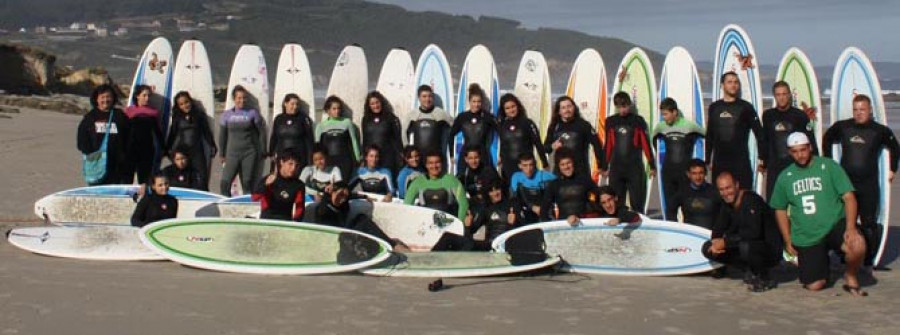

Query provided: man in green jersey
[770,132,867,296]
[404,151,469,220]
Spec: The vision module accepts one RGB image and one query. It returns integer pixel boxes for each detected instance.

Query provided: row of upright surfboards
[127,24,890,266]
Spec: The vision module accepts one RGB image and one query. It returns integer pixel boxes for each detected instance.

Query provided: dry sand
[1,107,898,334]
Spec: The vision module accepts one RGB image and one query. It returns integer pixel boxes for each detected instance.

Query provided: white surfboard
[140,218,392,275]
[456,44,501,168]
[612,47,658,214]
[194,195,260,219]
[361,252,561,278]
[34,185,225,226]
[128,37,174,137]
[376,48,415,145]
[830,47,890,267]
[775,47,822,153]
[657,46,705,220]
[566,48,608,180]
[514,50,553,166]
[273,43,315,119]
[326,44,368,126]
[493,219,720,276]
[713,24,764,194]
[8,226,164,261]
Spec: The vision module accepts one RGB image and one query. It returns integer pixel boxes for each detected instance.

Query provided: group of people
[77,70,898,295]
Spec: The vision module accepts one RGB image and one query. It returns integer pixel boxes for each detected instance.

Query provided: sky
[370,0,900,65]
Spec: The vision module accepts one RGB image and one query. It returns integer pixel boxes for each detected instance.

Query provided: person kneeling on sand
[704,171,781,292]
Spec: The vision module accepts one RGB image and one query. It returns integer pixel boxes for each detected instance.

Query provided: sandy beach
[1,107,898,334]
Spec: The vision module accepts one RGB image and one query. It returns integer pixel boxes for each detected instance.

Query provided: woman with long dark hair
[496,93,549,179]
[269,93,315,168]
[219,85,267,196]
[166,91,217,190]
[361,90,404,176]
[124,85,165,184]
[315,95,360,182]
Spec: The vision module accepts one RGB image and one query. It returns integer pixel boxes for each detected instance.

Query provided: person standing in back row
[316,96,360,183]
[167,91,217,190]
[407,85,453,171]
[604,92,656,213]
[450,84,498,174]
[497,93,550,180]
[706,72,765,190]
[652,98,705,220]
[361,91,404,177]
[544,96,606,180]
[77,84,131,185]
[823,94,899,267]
[269,93,315,169]
[761,81,818,200]
[219,85,267,196]
[124,85,164,185]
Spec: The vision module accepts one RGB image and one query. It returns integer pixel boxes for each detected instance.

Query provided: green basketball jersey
[769,156,855,247]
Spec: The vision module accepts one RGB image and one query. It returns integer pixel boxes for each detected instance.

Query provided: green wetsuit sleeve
[404,177,420,205]
[453,176,469,219]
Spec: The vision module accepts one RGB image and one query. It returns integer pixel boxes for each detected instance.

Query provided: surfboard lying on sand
[34,185,224,225]
[194,195,260,219]
[8,226,165,261]
[829,47,890,267]
[493,218,720,276]
[140,218,392,275]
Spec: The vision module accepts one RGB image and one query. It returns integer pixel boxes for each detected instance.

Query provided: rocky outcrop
[0,94,91,114]
[0,44,56,95]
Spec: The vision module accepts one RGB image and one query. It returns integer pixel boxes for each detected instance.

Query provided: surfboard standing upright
[775,47,822,153]
[612,47,658,213]
[172,39,215,182]
[514,50,553,167]
[413,44,455,164]
[657,46,705,220]
[224,44,270,195]
[713,24,764,194]
[376,48,415,145]
[273,43,315,120]
[326,45,368,127]
[830,47,890,267]
[128,37,174,167]
[456,44,501,170]
[566,48,608,181]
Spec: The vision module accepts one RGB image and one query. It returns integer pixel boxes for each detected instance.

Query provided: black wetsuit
[761,106,817,199]
[706,99,764,189]
[251,176,306,221]
[823,119,900,264]
[469,199,516,249]
[651,117,705,219]
[604,112,655,213]
[703,191,782,277]
[540,174,599,221]
[407,106,452,168]
[458,162,501,213]
[161,164,205,190]
[166,109,217,190]
[544,118,606,179]
[124,106,164,184]
[667,182,721,229]
[76,108,131,185]
[497,114,549,179]
[269,112,314,168]
[362,112,404,176]
[131,192,177,228]
[450,110,497,173]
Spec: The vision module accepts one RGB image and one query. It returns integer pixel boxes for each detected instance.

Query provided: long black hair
[363,90,396,120]
[172,91,196,114]
[547,95,583,133]
[497,93,527,122]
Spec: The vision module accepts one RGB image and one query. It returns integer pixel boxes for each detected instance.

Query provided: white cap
[787,132,810,147]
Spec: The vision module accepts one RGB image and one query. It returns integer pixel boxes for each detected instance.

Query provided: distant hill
[0,0,662,97]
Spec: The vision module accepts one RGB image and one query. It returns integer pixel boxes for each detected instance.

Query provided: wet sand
[1,107,898,334]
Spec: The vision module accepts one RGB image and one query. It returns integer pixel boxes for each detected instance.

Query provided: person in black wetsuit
[822,94,900,267]
[467,179,516,250]
[541,148,600,221]
[497,93,549,180]
[77,84,131,185]
[704,172,782,292]
[604,92,655,213]
[251,150,306,221]
[667,159,721,229]
[316,96,360,183]
[161,148,205,190]
[544,96,606,180]
[569,185,642,226]
[131,173,178,228]
[308,181,410,251]
[761,81,818,200]
[407,85,453,171]
[123,85,165,184]
[706,72,765,190]
[361,91,404,177]
[450,84,498,174]
[269,93,315,169]
[457,146,501,214]
[167,91,217,190]
[651,98,705,219]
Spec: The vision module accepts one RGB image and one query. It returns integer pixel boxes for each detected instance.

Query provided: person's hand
[649,169,656,179]
[464,210,473,227]
[784,243,799,262]
[382,194,393,203]
[323,183,334,194]
[566,215,580,227]
[552,140,563,151]
[507,207,516,226]
[531,205,541,216]
[220,156,227,163]
[265,173,276,186]
[844,227,865,251]
[605,218,621,226]
[757,161,767,174]
[709,238,726,255]
[136,184,146,198]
